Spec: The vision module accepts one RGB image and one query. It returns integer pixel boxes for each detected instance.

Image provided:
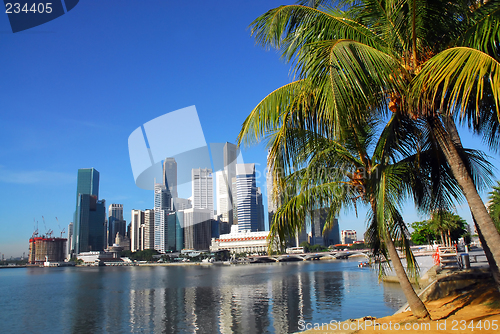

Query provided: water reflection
[0,260,406,333]
[71,269,106,333]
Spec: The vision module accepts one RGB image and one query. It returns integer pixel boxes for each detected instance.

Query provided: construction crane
[32,218,38,238]
[60,228,65,238]
[47,229,53,238]
[42,216,47,235]
[55,217,64,238]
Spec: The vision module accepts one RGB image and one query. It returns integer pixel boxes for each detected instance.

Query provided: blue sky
[0,1,498,258]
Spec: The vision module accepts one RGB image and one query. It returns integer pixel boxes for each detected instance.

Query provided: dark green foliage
[410,212,469,245]
[410,221,435,245]
[488,181,500,232]
[299,241,310,253]
[349,243,366,250]
[121,249,159,262]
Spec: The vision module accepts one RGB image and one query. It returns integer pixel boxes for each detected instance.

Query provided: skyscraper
[183,208,212,250]
[236,164,263,232]
[216,170,230,222]
[75,168,99,201]
[108,204,126,246]
[172,197,192,211]
[309,209,340,246]
[154,183,172,254]
[66,222,73,259]
[143,209,155,250]
[73,168,106,254]
[256,187,265,231]
[131,209,145,251]
[163,157,178,199]
[220,143,238,225]
[175,210,184,252]
[192,168,213,210]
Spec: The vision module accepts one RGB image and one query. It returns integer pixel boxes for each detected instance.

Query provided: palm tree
[246,0,500,280]
[428,215,447,246]
[253,111,434,318]
[428,211,467,247]
[239,82,491,318]
[488,181,500,232]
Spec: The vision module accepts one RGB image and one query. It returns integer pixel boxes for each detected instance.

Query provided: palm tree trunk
[440,231,445,246]
[384,229,430,319]
[474,218,500,287]
[430,117,500,282]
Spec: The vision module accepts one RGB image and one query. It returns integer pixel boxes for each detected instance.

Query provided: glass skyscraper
[236,164,263,232]
[73,168,106,254]
[108,204,125,246]
[76,168,99,201]
[163,157,178,199]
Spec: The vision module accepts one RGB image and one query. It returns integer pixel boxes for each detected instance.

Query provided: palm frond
[454,0,500,57]
[410,47,500,122]
[249,4,386,64]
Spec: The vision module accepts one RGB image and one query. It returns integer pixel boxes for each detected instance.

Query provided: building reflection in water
[2,260,407,333]
[49,261,402,333]
[70,269,106,333]
[123,264,345,334]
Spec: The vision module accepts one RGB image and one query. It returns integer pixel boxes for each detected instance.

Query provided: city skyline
[0,1,498,258]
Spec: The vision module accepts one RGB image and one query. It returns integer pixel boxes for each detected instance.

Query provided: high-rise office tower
[216,170,230,222]
[154,183,172,211]
[166,212,177,251]
[75,168,99,201]
[183,208,212,250]
[143,209,155,250]
[175,210,184,251]
[154,209,167,253]
[231,176,238,225]
[66,222,73,259]
[172,197,192,211]
[309,209,340,246]
[163,157,178,199]
[256,187,265,231]
[192,168,213,210]
[73,168,106,254]
[219,143,238,225]
[154,183,172,254]
[236,164,260,232]
[131,209,145,251]
[108,204,126,246]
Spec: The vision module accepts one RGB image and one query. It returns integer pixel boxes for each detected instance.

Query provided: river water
[0,259,406,333]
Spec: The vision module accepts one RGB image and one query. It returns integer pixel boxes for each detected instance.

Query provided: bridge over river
[247,250,370,263]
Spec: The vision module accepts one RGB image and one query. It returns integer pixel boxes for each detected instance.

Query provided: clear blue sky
[0,1,498,258]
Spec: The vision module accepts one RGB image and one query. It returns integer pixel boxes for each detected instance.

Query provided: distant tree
[427,211,468,246]
[410,221,436,245]
[299,241,310,253]
[349,243,366,250]
[121,249,159,261]
[309,244,328,252]
[120,250,132,258]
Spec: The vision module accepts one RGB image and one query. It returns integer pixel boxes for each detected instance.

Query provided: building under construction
[28,237,67,264]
